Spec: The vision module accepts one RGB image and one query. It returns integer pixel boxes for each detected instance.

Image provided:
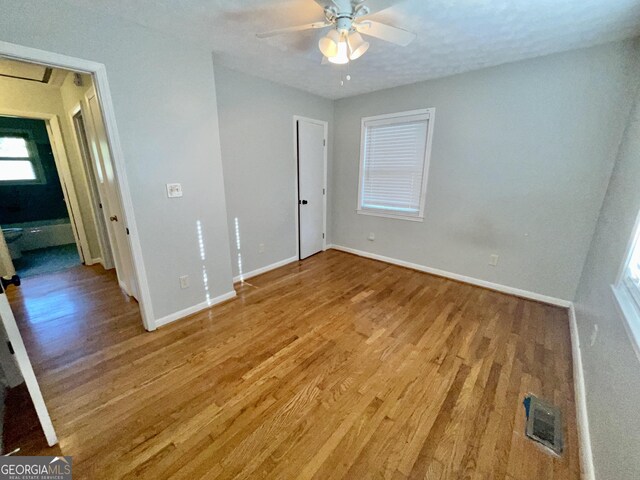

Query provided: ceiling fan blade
[355,20,416,46]
[321,56,329,65]
[256,21,331,39]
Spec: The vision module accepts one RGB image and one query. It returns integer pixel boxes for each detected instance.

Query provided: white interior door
[0,285,57,446]
[84,87,138,299]
[73,110,115,270]
[297,119,326,260]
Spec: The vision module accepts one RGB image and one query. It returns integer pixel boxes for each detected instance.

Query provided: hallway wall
[0,74,101,259]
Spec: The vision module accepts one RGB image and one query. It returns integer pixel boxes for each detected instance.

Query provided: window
[0,132,44,184]
[613,210,640,358]
[357,108,434,221]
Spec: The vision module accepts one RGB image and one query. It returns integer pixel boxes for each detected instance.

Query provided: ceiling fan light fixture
[318,29,340,58]
[328,37,350,64]
[347,31,369,60]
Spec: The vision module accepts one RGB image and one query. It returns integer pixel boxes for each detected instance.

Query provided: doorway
[0,45,151,454]
[0,116,84,278]
[295,116,327,260]
[0,43,152,330]
[0,58,140,302]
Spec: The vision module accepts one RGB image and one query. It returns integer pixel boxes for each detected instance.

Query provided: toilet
[2,228,24,260]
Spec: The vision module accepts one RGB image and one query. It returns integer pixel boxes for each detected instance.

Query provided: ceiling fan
[256,0,416,65]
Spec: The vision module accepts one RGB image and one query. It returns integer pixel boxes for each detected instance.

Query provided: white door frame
[0,286,57,446]
[83,84,138,299]
[293,115,328,260]
[0,107,92,264]
[0,40,155,331]
[68,102,112,268]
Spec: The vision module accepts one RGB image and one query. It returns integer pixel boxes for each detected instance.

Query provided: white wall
[573,82,640,479]
[0,0,234,321]
[331,41,640,301]
[214,65,333,278]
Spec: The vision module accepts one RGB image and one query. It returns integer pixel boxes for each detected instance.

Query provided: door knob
[299,200,308,205]
[109,215,118,222]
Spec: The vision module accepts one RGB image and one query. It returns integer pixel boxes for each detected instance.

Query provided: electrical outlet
[166,183,183,198]
[259,243,265,253]
[489,254,499,266]
[179,275,189,289]
[368,232,375,241]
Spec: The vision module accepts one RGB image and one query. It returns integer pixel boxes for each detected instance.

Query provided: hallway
[3,264,141,457]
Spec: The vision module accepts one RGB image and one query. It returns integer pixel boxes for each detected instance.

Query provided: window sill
[611,283,640,362]
[356,209,424,222]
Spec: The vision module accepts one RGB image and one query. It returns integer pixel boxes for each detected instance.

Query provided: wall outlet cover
[167,183,183,198]
[179,275,189,289]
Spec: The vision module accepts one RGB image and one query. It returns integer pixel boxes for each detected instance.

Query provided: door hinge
[322,233,325,239]
[323,139,326,146]
[323,188,325,195]
[126,227,130,235]
[7,341,14,355]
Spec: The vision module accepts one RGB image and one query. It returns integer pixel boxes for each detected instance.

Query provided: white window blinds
[358,109,433,220]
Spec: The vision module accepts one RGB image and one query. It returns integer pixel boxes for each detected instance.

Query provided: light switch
[166,183,183,198]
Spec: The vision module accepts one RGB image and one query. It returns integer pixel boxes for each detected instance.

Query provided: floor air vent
[523,394,563,455]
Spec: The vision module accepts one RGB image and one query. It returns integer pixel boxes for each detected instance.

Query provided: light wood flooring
[5,249,580,479]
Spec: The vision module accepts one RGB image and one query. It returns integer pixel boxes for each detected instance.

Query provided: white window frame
[356,108,435,222]
[612,207,640,361]
[0,128,45,185]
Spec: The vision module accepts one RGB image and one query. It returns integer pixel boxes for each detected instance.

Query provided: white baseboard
[155,290,237,328]
[118,280,130,296]
[233,256,298,283]
[568,304,596,480]
[84,257,102,266]
[329,245,571,307]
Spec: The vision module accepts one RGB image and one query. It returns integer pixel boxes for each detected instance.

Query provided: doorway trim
[293,115,328,260]
[0,288,57,446]
[68,102,111,268]
[0,108,93,265]
[0,40,155,331]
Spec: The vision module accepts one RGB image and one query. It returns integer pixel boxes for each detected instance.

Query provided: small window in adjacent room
[357,108,435,221]
[0,132,43,184]
[613,210,640,357]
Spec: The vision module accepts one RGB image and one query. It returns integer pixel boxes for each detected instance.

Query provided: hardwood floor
[5,250,580,479]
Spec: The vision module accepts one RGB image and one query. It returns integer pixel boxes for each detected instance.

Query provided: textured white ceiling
[63,0,640,99]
